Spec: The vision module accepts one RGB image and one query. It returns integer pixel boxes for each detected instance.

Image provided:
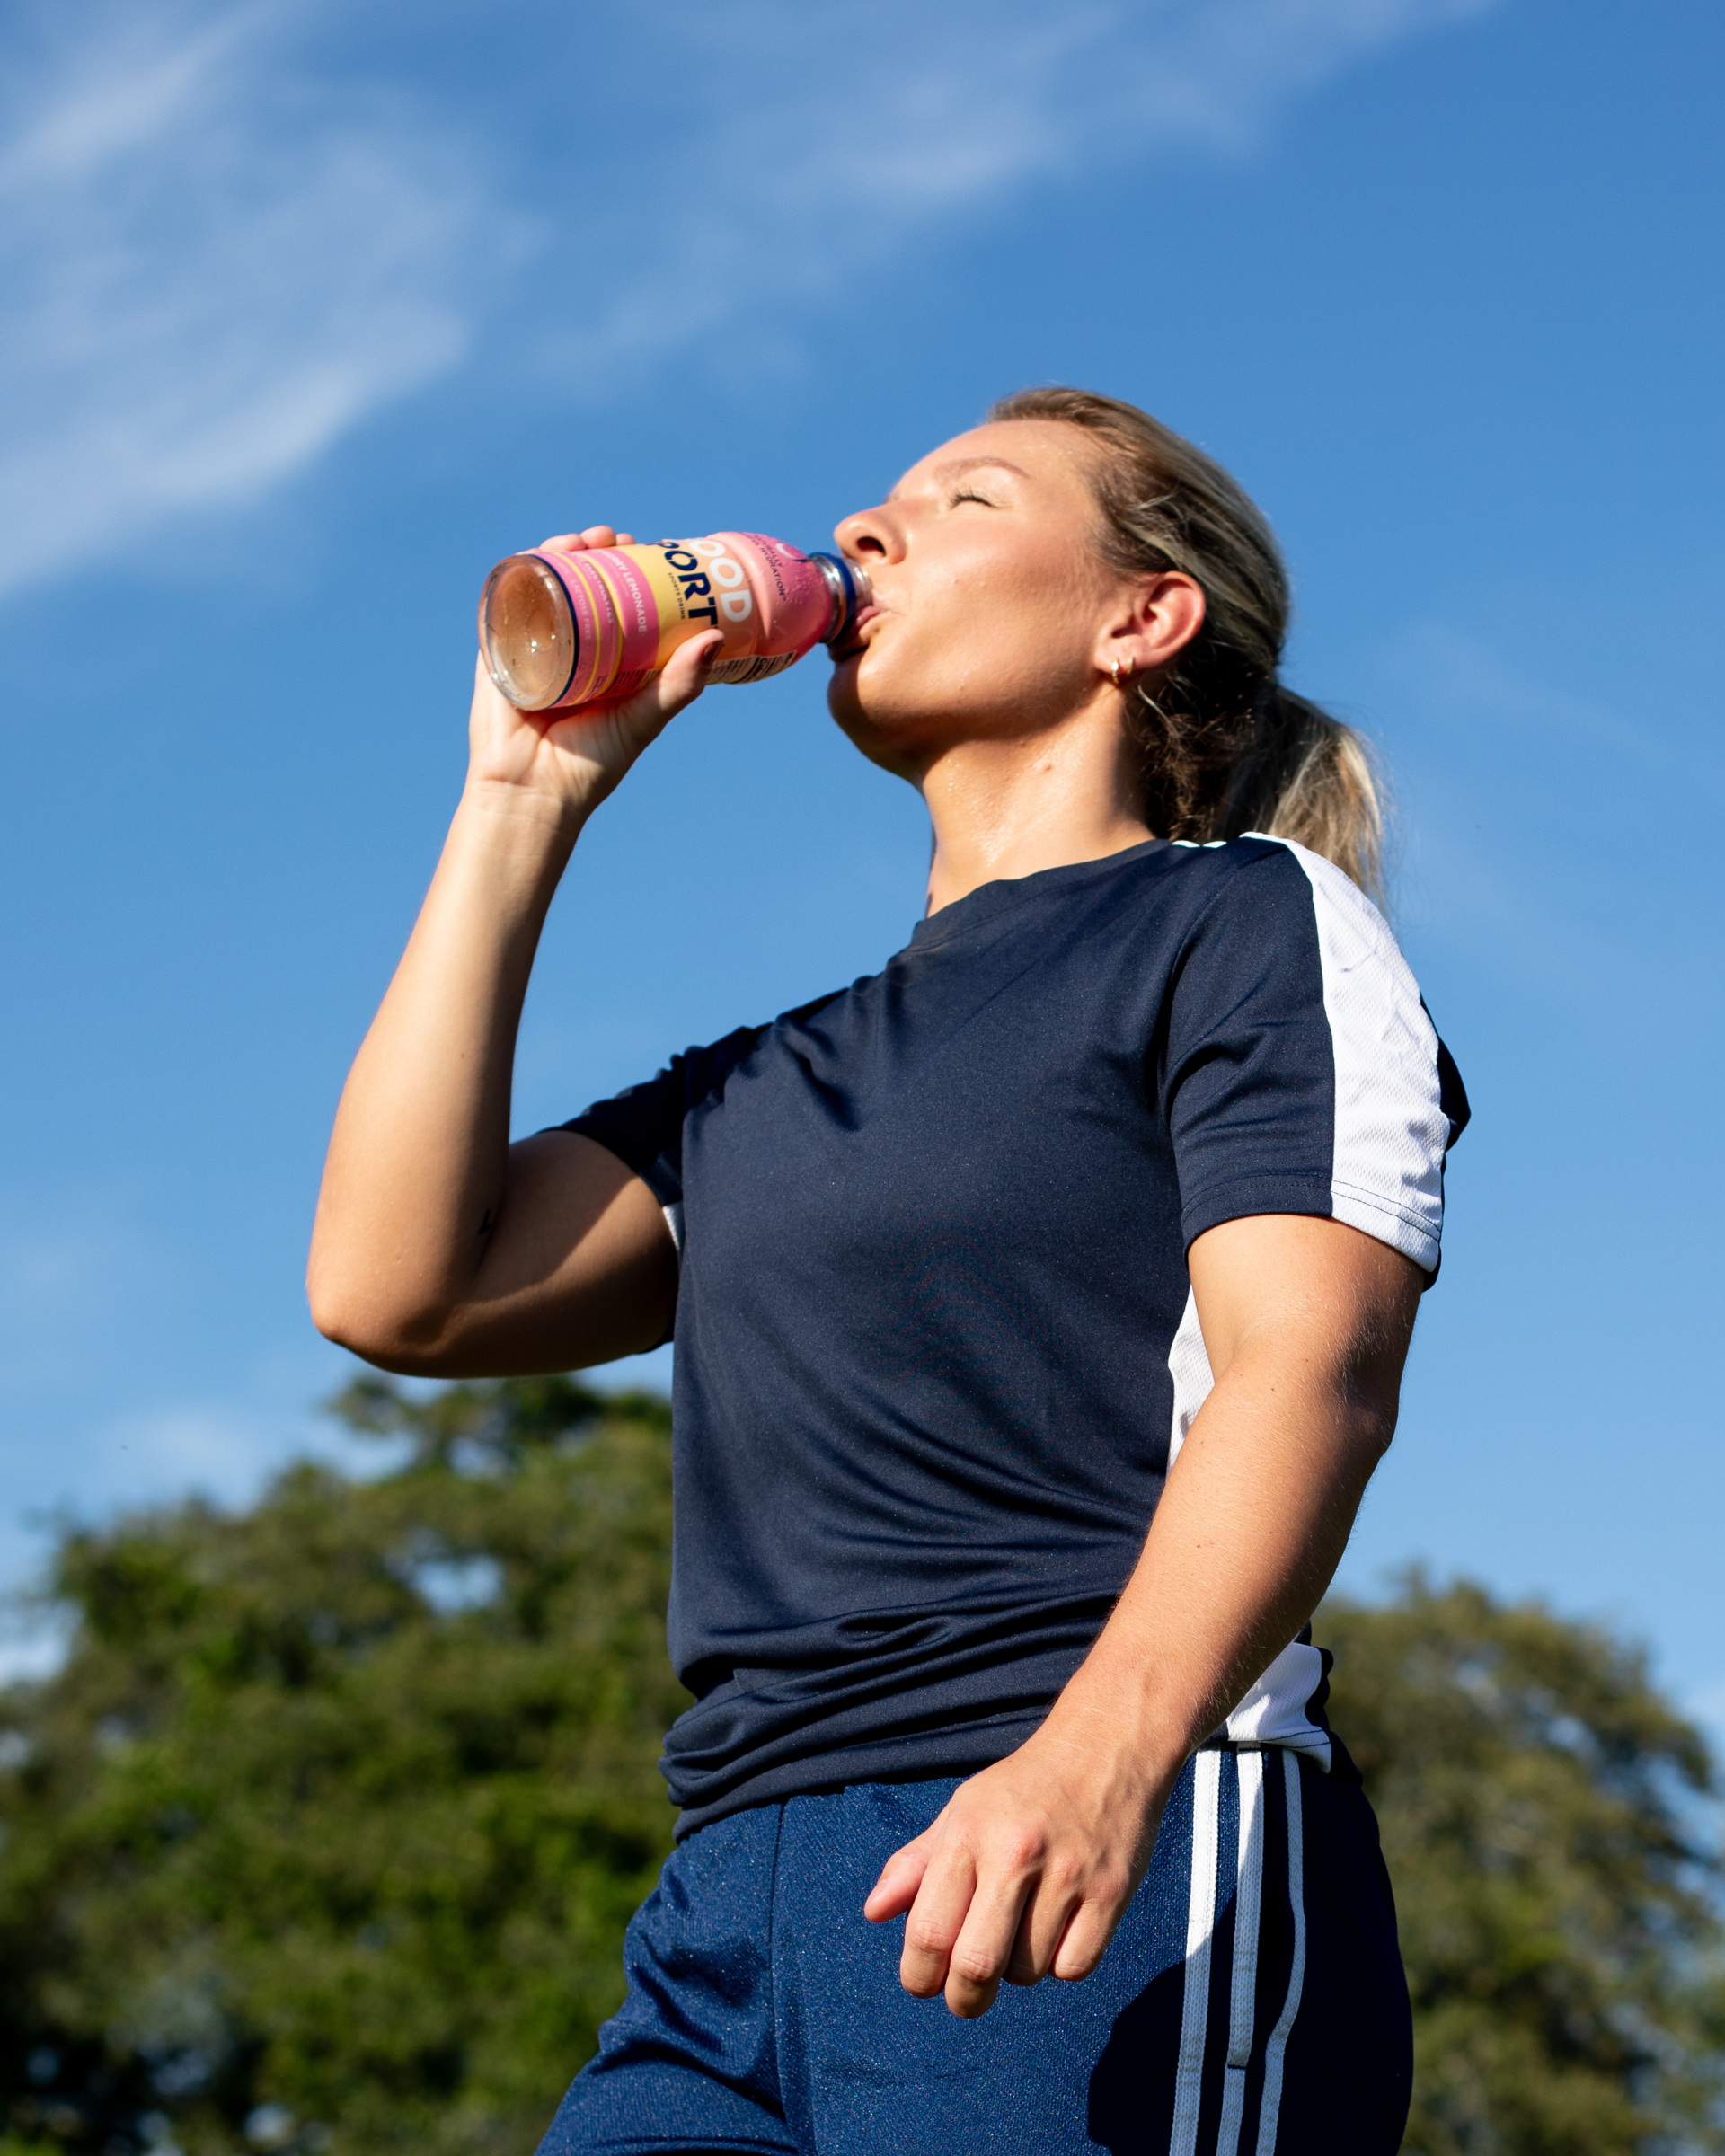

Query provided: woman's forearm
[307,782,580,1355]
[1046,1214,1421,1792]
[308,614,721,1366]
[1041,1334,1391,1799]
[866,1215,1422,2017]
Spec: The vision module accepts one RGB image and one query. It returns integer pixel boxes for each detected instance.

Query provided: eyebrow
[889,455,1031,502]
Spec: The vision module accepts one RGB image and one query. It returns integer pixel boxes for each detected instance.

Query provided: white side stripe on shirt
[1165,1294,1333,1771]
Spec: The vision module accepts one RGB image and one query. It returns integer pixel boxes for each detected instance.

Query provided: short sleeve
[1164,840,1468,1276]
[553,1024,769,1253]
[556,1063,689,1214]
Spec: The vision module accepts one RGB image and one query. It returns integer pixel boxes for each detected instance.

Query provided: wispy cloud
[1365,618,1724,1012]
[551,0,1503,373]
[0,0,1502,595]
[0,0,489,595]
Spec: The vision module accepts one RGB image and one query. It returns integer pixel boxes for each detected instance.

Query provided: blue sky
[2,0,1721,1730]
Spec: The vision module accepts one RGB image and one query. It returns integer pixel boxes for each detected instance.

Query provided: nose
[833,500,904,565]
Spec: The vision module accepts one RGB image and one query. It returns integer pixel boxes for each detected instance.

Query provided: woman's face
[826,419,1147,776]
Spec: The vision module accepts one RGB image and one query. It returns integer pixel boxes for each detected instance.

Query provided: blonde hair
[988,386,1386,902]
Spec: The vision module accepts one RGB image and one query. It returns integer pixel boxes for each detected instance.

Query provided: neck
[919,700,1154,915]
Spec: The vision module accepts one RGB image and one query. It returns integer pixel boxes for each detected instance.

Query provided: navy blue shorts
[538,1750,1411,2155]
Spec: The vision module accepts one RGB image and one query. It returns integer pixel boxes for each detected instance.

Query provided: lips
[829,604,883,661]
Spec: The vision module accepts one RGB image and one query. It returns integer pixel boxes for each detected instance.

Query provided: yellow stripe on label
[640,548,694,667]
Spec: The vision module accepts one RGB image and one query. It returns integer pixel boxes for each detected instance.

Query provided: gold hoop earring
[1109,658,1122,688]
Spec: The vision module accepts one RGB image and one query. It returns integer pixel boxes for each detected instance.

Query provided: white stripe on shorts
[1216,1750,1266,2156]
[1253,1754,1308,2156]
[1169,1750,1223,2156]
[1168,1750,1306,2156]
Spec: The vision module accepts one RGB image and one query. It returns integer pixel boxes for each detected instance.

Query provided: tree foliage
[1322,1575,1725,2154]
[0,1380,1720,2156]
[0,1378,683,2156]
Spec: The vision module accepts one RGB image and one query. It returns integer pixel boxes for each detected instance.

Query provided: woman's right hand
[466,525,726,829]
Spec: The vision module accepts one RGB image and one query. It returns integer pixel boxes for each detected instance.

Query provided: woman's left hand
[862,1716,1172,2019]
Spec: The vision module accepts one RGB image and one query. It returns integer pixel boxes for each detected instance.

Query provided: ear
[1096,573,1206,683]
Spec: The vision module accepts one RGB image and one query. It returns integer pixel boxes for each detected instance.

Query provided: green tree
[1322,1573,1725,2154]
[1,1381,1721,2156]
[0,1377,685,2156]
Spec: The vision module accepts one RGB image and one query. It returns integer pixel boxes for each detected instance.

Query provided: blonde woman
[311,388,1467,2155]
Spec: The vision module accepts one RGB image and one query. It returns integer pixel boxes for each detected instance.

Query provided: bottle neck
[809,552,871,644]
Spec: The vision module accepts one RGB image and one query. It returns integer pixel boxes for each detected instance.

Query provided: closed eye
[950,489,995,508]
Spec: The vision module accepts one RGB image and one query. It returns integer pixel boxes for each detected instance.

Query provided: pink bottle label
[528,533,833,708]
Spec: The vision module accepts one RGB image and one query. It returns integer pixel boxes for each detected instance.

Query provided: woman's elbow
[1345,1385,1402,1465]
[305,1260,462,1374]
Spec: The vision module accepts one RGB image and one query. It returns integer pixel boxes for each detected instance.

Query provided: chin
[825,662,936,779]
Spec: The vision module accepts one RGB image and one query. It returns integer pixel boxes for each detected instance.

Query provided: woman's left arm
[863,1210,1424,2019]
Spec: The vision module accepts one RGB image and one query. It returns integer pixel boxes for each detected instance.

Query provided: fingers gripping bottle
[479,532,871,711]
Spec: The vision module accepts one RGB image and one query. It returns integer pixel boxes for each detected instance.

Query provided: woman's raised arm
[307,529,723,1377]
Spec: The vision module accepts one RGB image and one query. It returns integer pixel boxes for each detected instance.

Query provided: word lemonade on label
[479,531,871,713]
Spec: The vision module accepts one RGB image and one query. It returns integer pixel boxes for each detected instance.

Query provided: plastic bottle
[479,532,871,712]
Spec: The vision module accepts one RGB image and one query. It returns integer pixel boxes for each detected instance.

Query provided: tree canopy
[0,1378,683,2156]
[1,1377,1720,2156]
[1323,1577,1725,2153]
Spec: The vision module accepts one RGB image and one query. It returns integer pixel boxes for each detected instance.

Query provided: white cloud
[0,0,1503,595]
[0,0,491,596]
[1113,0,1501,141]
[550,0,1504,374]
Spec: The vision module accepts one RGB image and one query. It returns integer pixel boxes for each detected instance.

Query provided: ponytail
[987,387,1387,905]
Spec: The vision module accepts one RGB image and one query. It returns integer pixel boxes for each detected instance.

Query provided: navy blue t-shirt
[562,836,1467,1834]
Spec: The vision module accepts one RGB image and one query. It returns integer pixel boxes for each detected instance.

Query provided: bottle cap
[809,552,872,646]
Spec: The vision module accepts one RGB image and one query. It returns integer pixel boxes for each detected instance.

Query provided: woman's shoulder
[1158,834,1393,948]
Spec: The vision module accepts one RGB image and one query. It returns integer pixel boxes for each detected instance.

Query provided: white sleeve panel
[1257,838,1450,1273]
[1165,1286,1214,1471]
[1164,1286,1334,1770]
